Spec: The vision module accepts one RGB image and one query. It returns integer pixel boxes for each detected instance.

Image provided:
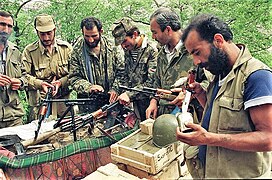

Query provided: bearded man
[22,14,73,122]
[69,17,123,114]
[0,11,26,127]
[176,14,272,179]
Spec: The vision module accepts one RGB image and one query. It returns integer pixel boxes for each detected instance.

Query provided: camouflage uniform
[0,41,25,127]
[111,17,157,120]
[22,39,73,122]
[151,43,195,115]
[69,37,122,113]
[121,35,157,120]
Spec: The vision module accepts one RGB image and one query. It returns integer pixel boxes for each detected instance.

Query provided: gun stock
[22,128,61,148]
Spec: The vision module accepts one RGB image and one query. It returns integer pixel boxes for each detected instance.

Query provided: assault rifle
[34,87,53,141]
[119,85,179,101]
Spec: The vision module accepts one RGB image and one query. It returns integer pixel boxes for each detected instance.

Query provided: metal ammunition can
[176,112,193,132]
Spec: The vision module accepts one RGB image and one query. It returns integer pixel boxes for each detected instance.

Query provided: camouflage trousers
[133,99,150,121]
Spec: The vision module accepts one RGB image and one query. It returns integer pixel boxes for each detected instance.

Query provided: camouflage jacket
[151,43,194,114]
[0,41,25,122]
[69,36,123,97]
[121,36,157,100]
[22,39,73,106]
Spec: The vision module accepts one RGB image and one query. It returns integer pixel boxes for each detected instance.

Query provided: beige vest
[204,45,271,178]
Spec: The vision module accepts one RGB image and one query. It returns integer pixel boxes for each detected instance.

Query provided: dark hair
[126,26,140,37]
[0,10,13,21]
[150,7,181,32]
[80,17,102,31]
[182,14,233,43]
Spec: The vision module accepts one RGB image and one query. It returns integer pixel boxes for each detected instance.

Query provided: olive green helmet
[152,114,178,148]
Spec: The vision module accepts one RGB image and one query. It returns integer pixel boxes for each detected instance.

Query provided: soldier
[0,11,26,127]
[111,17,157,121]
[22,14,73,122]
[69,16,121,114]
[146,8,204,120]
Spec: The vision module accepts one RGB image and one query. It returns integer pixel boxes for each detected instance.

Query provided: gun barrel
[143,86,173,95]
[120,85,154,95]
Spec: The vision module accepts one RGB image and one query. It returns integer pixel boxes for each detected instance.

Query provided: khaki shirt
[0,41,25,123]
[22,39,72,106]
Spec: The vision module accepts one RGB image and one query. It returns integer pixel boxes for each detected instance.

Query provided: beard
[41,39,54,47]
[0,31,9,46]
[200,45,230,76]
[85,36,101,48]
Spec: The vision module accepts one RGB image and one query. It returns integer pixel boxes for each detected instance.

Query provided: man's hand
[176,122,210,146]
[51,80,61,96]
[146,98,158,119]
[169,87,185,107]
[41,81,55,94]
[108,90,118,103]
[10,78,21,90]
[118,92,130,106]
[188,82,206,107]
[0,74,11,86]
[90,85,104,93]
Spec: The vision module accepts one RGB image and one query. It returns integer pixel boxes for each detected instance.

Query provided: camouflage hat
[111,17,135,46]
[35,14,55,32]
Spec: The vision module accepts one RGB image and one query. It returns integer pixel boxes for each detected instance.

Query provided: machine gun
[119,85,179,101]
[34,87,53,141]
[23,101,122,148]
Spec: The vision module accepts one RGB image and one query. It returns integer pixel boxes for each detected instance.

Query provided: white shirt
[164,40,183,63]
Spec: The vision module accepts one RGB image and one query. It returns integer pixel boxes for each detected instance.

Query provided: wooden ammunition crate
[111,129,183,174]
[83,163,141,180]
[115,154,188,179]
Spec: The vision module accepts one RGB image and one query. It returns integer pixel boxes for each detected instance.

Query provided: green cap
[111,17,135,46]
[35,14,55,32]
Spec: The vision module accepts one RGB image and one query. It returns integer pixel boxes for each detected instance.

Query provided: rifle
[71,101,120,132]
[119,85,179,101]
[22,117,81,148]
[34,87,53,141]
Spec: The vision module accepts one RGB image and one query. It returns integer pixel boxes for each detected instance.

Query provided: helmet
[152,114,178,148]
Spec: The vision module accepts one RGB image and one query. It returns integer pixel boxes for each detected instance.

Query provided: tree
[2,0,271,67]
[2,0,271,121]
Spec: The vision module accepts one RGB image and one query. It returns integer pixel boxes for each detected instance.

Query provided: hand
[90,85,104,93]
[145,99,158,119]
[188,82,204,95]
[169,87,185,107]
[108,90,118,103]
[118,92,130,106]
[188,82,206,107]
[41,81,55,93]
[51,80,61,96]
[10,78,21,90]
[176,122,210,146]
[0,74,11,87]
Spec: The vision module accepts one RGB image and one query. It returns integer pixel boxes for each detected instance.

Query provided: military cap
[111,17,135,46]
[34,14,55,32]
